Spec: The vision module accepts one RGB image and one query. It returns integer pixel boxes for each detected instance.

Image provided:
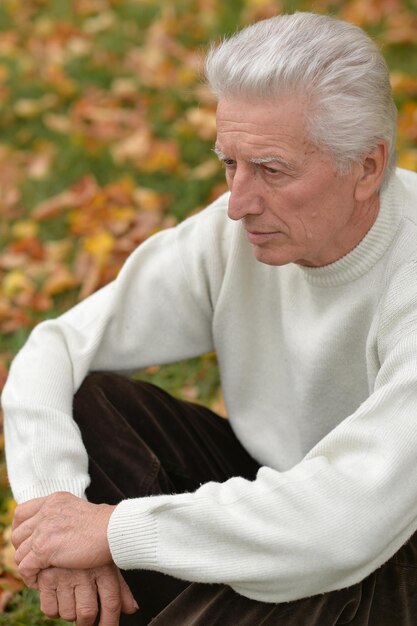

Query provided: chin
[251,247,295,267]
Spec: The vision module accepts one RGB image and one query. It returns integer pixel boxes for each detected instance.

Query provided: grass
[0,589,72,626]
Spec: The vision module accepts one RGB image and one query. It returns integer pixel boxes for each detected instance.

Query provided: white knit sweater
[4,168,417,602]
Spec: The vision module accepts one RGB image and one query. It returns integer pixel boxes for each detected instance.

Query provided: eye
[262,164,281,175]
[223,158,236,168]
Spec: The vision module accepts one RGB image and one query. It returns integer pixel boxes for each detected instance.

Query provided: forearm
[3,288,112,502]
[2,224,216,503]
[107,368,417,603]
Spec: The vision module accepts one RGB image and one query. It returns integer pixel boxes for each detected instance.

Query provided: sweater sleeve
[107,260,417,603]
[2,208,225,503]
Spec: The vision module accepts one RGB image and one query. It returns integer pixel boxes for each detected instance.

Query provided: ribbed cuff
[15,478,89,503]
[108,498,159,570]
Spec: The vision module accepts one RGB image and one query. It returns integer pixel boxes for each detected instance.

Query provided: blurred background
[1,0,417,622]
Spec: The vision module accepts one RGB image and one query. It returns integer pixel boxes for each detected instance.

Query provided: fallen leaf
[43,266,79,296]
[2,271,34,300]
[32,175,99,219]
[111,127,152,164]
[10,220,39,240]
[83,231,115,262]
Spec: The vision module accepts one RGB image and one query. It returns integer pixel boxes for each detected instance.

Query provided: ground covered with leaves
[1,0,417,623]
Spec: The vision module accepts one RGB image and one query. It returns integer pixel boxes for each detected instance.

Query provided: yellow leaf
[133,187,165,212]
[83,232,115,262]
[11,220,39,240]
[111,207,136,221]
[2,271,32,299]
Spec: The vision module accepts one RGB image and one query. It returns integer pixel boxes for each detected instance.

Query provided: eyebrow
[213,146,294,171]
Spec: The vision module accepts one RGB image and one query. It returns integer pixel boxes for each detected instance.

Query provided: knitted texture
[4,168,417,601]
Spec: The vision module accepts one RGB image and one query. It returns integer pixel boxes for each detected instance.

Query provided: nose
[227,166,264,221]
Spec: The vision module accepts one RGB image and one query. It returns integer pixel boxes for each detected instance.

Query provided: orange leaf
[32,176,99,220]
[111,127,152,164]
[78,259,102,300]
[43,266,79,296]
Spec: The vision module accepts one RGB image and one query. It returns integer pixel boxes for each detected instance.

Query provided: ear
[354,141,388,202]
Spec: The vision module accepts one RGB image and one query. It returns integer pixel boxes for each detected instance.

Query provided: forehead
[215,97,314,160]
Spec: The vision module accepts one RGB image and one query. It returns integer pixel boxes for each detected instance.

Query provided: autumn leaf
[32,176,99,220]
[2,271,33,300]
[10,220,39,241]
[83,231,115,263]
[43,266,80,297]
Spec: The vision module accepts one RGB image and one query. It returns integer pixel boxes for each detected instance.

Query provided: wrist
[98,503,117,565]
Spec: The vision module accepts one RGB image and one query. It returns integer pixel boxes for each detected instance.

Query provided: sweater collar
[296,173,404,287]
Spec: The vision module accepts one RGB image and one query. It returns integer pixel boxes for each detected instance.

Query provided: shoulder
[377,251,417,346]
[174,191,241,259]
[378,169,417,280]
[393,168,417,227]
[176,192,231,233]
[395,166,417,195]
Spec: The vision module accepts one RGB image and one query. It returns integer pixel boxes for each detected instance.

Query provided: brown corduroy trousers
[73,372,417,625]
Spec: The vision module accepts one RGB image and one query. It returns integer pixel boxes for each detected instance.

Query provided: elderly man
[4,10,417,626]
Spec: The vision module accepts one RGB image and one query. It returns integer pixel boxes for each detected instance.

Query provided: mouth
[244,230,282,244]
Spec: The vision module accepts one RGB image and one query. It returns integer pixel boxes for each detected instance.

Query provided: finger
[14,535,32,566]
[12,498,47,531]
[38,569,59,617]
[16,546,45,582]
[74,581,99,626]
[117,569,139,615]
[56,584,76,623]
[96,570,122,626]
[11,517,35,550]
[20,572,39,589]
[39,587,59,619]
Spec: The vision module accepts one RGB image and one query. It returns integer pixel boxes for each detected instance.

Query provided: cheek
[280,188,338,241]
[275,195,316,239]
[289,214,318,243]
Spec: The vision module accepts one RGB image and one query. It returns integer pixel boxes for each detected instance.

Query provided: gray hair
[205,12,397,186]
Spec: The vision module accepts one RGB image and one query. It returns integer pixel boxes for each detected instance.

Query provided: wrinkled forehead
[215,96,318,163]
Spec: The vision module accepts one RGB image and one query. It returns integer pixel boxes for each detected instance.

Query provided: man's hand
[38,565,138,626]
[11,492,116,584]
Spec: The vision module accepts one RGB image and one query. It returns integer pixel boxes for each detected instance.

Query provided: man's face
[215,97,367,267]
